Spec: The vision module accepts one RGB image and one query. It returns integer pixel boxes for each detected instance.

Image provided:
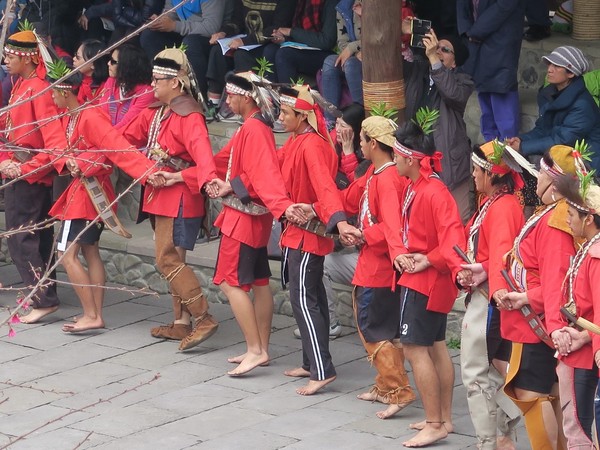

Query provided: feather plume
[502,142,539,178]
[310,89,342,119]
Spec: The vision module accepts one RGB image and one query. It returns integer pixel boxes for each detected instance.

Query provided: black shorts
[213,235,272,291]
[512,342,557,394]
[399,287,447,346]
[57,219,104,251]
[488,305,511,363]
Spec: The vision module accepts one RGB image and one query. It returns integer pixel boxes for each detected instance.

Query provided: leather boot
[149,294,191,340]
[179,293,219,351]
[370,340,416,406]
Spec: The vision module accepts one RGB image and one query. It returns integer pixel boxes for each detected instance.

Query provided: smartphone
[410,18,432,48]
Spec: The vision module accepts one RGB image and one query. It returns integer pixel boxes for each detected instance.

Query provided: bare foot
[19,306,58,324]
[376,399,415,420]
[296,375,336,395]
[284,367,310,378]
[409,419,454,433]
[70,316,81,323]
[62,317,105,333]
[496,435,516,450]
[403,423,448,447]
[227,352,269,376]
[357,390,381,402]
[227,353,270,366]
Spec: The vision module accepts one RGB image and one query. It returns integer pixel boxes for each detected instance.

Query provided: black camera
[410,18,432,48]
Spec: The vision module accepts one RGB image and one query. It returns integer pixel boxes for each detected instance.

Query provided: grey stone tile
[108,340,195,370]
[71,404,182,438]
[0,404,92,436]
[0,340,40,363]
[157,405,275,440]
[17,341,126,372]
[195,429,297,450]
[279,429,394,450]
[6,426,96,450]
[90,428,202,450]
[6,320,91,351]
[0,385,69,414]
[247,407,359,440]
[88,320,165,351]
[100,301,168,329]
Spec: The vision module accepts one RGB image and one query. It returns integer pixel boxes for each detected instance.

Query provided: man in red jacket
[122,47,219,351]
[0,30,67,323]
[276,85,358,396]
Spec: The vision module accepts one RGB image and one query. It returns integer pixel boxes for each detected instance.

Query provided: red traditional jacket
[278,131,347,256]
[342,162,407,288]
[562,240,600,370]
[397,175,465,313]
[465,193,524,299]
[0,75,67,185]
[77,75,105,106]
[49,108,155,220]
[502,202,575,343]
[122,95,216,218]
[213,113,292,248]
[99,77,155,129]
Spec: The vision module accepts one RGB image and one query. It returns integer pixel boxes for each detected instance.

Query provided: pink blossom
[10,315,21,324]
[8,327,16,338]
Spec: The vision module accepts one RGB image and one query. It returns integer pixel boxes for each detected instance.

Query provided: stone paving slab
[0,264,532,449]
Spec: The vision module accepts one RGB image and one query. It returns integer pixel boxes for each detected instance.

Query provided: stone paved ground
[0,262,532,450]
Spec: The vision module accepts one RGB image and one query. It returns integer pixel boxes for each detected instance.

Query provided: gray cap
[542,46,591,77]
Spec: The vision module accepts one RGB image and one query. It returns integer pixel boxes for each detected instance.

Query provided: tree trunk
[361,0,405,122]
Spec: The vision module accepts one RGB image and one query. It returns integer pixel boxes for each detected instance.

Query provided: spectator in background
[266,0,337,84]
[403,24,475,223]
[140,0,226,98]
[205,0,296,108]
[100,44,154,129]
[457,0,525,141]
[509,46,600,173]
[320,0,362,124]
[73,39,110,105]
[332,103,365,187]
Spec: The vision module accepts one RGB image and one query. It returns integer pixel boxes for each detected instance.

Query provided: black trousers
[285,248,336,381]
[5,180,58,308]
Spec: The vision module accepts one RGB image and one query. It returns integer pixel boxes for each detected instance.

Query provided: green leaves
[252,57,274,79]
[369,102,398,121]
[18,19,35,32]
[574,139,592,162]
[489,139,506,165]
[290,76,304,86]
[46,58,71,82]
[412,106,439,135]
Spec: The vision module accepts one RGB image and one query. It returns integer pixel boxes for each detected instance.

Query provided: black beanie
[441,35,469,67]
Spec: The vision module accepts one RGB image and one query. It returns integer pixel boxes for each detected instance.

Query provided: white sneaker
[292,321,342,340]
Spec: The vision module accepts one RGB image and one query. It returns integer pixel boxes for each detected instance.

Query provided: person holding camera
[403,20,475,223]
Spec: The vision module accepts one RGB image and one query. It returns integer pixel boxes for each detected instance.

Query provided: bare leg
[59,243,104,332]
[228,283,272,365]
[80,243,106,323]
[220,282,269,376]
[403,343,448,447]
[409,342,455,434]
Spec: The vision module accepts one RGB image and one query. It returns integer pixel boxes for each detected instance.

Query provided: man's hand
[337,221,360,246]
[210,31,226,44]
[66,158,81,177]
[1,160,21,179]
[205,178,232,198]
[506,137,521,152]
[501,290,529,310]
[147,173,166,188]
[423,30,440,63]
[151,170,182,187]
[460,262,487,286]
[78,13,89,30]
[229,38,244,50]
[285,204,310,225]
[401,16,413,35]
[394,254,414,273]
[149,15,177,32]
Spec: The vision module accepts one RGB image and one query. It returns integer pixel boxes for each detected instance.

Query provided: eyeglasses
[109,58,119,65]
[152,76,174,82]
[438,45,454,55]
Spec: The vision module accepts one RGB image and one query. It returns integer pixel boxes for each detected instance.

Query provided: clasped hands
[0,159,21,179]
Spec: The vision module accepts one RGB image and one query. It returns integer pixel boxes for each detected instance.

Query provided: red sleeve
[340,170,367,216]
[214,140,232,179]
[121,108,153,147]
[340,152,358,182]
[306,142,346,228]
[182,113,217,190]
[486,199,524,298]
[589,258,600,357]
[428,186,466,278]
[80,110,155,182]
[537,225,576,334]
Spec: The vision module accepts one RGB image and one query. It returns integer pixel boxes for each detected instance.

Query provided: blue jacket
[520,77,600,171]
[456,0,525,93]
[336,0,357,42]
